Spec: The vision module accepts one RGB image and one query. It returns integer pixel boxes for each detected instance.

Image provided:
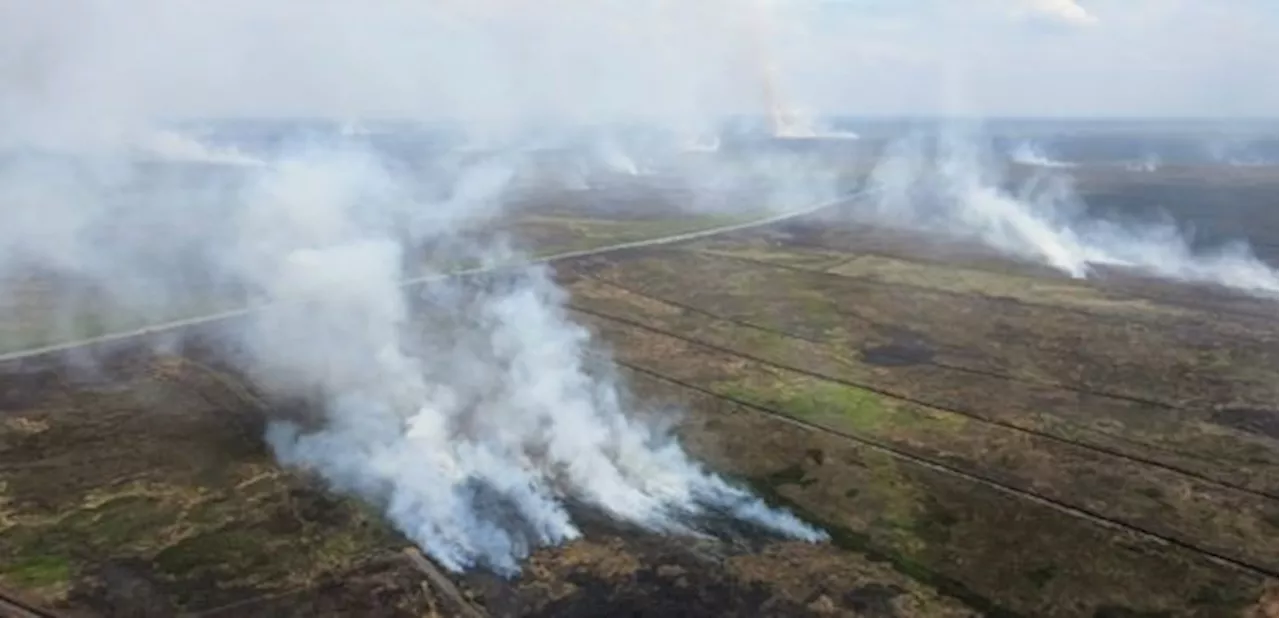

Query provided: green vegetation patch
[690,237,855,270]
[719,374,892,434]
[3,554,72,590]
[825,254,1189,318]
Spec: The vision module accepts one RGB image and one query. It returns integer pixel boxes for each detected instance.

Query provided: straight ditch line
[613,357,1276,579]
[571,303,1277,502]
[572,275,1275,499]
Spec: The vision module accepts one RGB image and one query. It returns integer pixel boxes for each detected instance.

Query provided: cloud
[0,0,1273,121]
[775,0,1274,117]
[1018,0,1099,27]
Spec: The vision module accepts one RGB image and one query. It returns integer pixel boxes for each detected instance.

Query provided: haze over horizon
[2,0,1275,148]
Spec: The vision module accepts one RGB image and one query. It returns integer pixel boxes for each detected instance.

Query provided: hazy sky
[798,0,1279,118]
[0,0,1275,140]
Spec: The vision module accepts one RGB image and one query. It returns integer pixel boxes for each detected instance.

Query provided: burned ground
[0,169,1276,616]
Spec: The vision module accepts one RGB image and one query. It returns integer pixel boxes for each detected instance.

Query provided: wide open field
[0,178,1276,616]
[560,219,1277,616]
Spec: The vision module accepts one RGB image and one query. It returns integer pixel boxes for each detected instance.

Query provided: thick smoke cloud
[231,145,828,571]
[0,0,830,573]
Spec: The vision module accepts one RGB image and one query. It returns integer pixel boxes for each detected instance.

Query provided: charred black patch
[0,367,63,411]
[287,486,352,528]
[519,541,816,618]
[860,342,935,367]
[1208,407,1278,438]
[860,329,937,367]
[70,559,178,618]
[1091,605,1173,618]
[197,559,435,618]
[841,583,907,617]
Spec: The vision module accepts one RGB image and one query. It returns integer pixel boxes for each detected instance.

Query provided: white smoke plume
[1,128,830,576]
[133,130,266,168]
[592,138,647,177]
[861,129,1278,295]
[1124,154,1162,173]
[215,145,825,573]
[0,0,832,574]
[1203,140,1273,167]
[681,134,722,153]
[1008,141,1075,168]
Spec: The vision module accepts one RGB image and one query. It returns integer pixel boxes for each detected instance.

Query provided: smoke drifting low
[861,129,1279,296]
[221,146,825,572]
[0,0,849,573]
[0,131,830,571]
[261,260,824,573]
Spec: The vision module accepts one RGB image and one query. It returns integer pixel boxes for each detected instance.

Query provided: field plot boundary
[716,237,1279,323]
[0,191,866,365]
[571,273,1275,500]
[568,278,1280,575]
[570,305,1276,578]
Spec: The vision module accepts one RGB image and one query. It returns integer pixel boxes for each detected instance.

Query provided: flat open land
[0,160,1276,616]
[0,179,754,356]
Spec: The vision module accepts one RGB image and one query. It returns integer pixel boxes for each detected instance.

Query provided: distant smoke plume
[1203,139,1273,167]
[861,129,1278,295]
[134,130,266,167]
[1009,141,1074,168]
[1124,154,1161,173]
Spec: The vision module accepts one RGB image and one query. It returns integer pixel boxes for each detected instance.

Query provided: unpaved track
[0,192,864,365]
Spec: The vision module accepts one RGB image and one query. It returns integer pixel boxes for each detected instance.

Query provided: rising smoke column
[221,146,825,574]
